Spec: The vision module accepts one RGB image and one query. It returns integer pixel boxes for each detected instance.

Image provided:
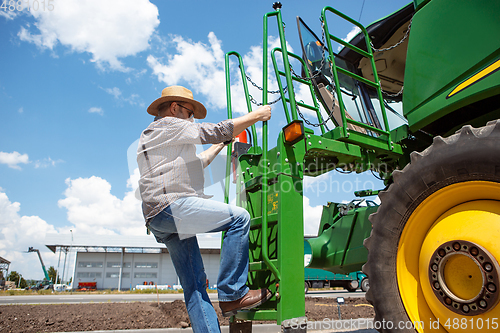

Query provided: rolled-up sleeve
[150,118,234,145]
[199,119,234,144]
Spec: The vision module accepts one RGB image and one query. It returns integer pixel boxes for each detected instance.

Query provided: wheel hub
[429,240,500,315]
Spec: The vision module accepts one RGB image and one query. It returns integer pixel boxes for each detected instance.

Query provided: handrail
[321,6,392,149]
[224,51,258,205]
[225,51,259,147]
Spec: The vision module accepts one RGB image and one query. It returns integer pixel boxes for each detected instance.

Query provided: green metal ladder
[222,4,404,329]
[223,7,307,327]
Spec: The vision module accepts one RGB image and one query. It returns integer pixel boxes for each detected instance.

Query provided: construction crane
[28,247,52,289]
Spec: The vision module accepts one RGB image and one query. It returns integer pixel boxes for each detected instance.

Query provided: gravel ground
[0,296,374,333]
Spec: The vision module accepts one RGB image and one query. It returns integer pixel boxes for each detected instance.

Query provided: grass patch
[0,289,56,296]
[0,288,219,296]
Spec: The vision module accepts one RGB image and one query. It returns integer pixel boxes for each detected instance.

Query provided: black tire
[304,282,309,294]
[361,278,369,292]
[345,280,359,292]
[363,120,500,332]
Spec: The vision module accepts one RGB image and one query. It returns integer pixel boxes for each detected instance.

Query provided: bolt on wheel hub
[429,240,500,315]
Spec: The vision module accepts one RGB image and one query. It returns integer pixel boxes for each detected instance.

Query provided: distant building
[45,233,221,290]
[0,255,10,280]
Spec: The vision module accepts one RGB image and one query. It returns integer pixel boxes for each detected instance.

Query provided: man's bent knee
[234,206,250,223]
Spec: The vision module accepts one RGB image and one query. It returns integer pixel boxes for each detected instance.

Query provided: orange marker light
[235,131,247,144]
[283,120,304,145]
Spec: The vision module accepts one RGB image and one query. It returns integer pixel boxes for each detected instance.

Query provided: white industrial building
[45,233,221,290]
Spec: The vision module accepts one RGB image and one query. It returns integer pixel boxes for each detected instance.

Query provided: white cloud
[147,32,226,110]
[18,0,159,71]
[34,157,63,168]
[0,151,30,170]
[0,9,18,20]
[147,33,293,115]
[339,26,361,51]
[345,26,362,42]
[103,87,145,108]
[0,169,146,280]
[293,82,323,121]
[127,168,140,193]
[123,93,145,108]
[0,151,62,169]
[58,176,144,236]
[303,196,324,236]
[0,190,59,280]
[105,87,122,99]
[18,107,23,113]
[88,107,103,115]
[303,173,331,196]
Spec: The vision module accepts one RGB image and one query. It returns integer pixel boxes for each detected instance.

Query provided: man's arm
[232,105,272,137]
[198,142,228,168]
[198,105,271,168]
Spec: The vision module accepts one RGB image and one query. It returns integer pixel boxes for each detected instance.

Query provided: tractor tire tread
[362,120,500,332]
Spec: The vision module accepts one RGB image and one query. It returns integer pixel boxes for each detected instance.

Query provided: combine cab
[223,0,500,331]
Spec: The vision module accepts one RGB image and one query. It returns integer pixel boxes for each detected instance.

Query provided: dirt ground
[0,296,374,333]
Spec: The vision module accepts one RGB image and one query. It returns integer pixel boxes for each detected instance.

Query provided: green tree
[26,279,37,287]
[7,271,20,283]
[47,266,60,283]
[7,271,27,288]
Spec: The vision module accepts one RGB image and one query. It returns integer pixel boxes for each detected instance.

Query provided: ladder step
[249,259,279,272]
[324,128,403,154]
[277,70,310,85]
[250,213,278,230]
[235,309,278,321]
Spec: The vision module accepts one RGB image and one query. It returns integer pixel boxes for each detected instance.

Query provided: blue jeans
[147,196,251,333]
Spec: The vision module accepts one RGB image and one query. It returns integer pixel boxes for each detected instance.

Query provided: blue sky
[0,0,410,280]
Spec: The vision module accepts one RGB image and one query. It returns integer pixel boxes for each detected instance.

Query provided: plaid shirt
[137,116,234,221]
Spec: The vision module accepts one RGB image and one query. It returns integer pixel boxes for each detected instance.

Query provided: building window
[124,262,131,268]
[122,272,130,278]
[134,272,157,278]
[134,262,158,269]
[78,262,103,268]
[76,272,102,278]
[106,272,120,278]
[107,262,121,268]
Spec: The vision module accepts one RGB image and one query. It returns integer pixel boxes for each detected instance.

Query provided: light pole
[55,246,62,288]
[68,230,73,289]
[61,230,73,286]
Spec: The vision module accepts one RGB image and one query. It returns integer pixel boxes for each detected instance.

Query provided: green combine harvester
[223,0,500,331]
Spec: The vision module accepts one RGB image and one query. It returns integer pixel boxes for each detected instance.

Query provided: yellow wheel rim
[441,252,483,301]
[397,181,500,332]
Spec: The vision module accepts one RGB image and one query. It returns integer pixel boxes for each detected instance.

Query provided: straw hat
[147,86,207,119]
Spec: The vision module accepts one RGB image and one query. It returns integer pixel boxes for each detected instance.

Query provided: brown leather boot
[219,289,272,317]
